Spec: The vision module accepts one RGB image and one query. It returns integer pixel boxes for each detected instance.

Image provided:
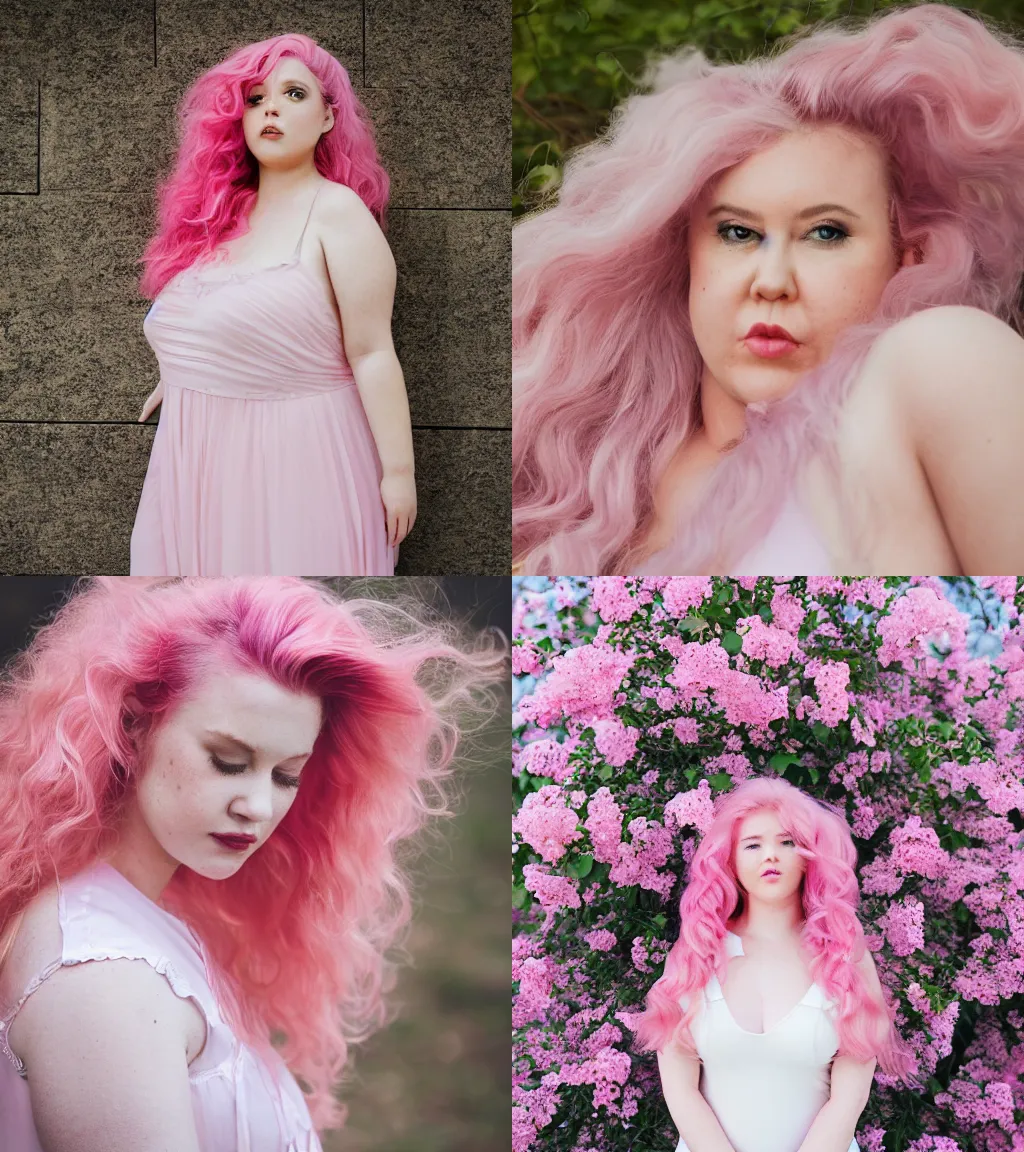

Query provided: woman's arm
[19,955,202,1152]
[888,304,1024,573]
[657,1041,737,1152]
[319,185,417,548]
[796,1054,876,1152]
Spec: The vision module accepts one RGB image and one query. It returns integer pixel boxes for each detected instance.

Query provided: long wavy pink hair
[513,3,1024,574]
[139,32,389,300]
[631,776,921,1087]
[0,577,507,1133]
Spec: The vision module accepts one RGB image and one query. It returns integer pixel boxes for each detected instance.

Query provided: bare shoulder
[316,179,381,232]
[873,304,1024,412]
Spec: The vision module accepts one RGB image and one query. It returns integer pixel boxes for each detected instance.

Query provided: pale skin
[139,56,417,550]
[642,123,1024,574]
[0,667,323,1152]
[657,809,885,1152]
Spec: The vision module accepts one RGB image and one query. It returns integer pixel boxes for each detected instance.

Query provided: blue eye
[717,222,849,246]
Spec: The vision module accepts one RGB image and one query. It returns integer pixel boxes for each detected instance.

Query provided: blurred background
[513,0,1024,218]
[0,577,511,1152]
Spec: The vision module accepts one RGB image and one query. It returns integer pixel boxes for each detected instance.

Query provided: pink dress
[0,860,322,1152]
[131,183,396,576]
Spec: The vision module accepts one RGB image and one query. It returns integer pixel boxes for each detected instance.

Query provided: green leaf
[512,885,527,909]
[598,764,614,781]
[808,767,819,785]
[709,772,732,791]
[769,753,802,774]
[574,853,594,879]
[722,631,743,655]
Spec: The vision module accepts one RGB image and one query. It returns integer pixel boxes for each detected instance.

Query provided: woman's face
[110,665,323,901]
[733,808,806,904]
[241,56,334,165]
[687,124,913,409]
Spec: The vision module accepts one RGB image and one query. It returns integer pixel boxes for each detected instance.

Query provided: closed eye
[717,222,849,246]
[210,754,301,790]
[745,839,795,849]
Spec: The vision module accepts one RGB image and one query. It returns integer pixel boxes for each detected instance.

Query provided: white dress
[675,931,860,1152]
[0,860,321,1151]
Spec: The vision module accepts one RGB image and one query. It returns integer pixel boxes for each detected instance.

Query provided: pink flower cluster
[667,638,789,729]
[517,738,573,784]
[661,577,713,617]
[592,717,641,768]
[889,815,951,880]
[737,613,798,667]
[664,779,715,835]
[880,897,926,957]
[585,929,617,952]
[877,586,967,670]
[517,643,635,729]
[809,660,851,727]
[513,785,583,864]
[591,577,653,624]
[934,1075,1017,1131]
[522,864,581,918]
[585,788,624,863]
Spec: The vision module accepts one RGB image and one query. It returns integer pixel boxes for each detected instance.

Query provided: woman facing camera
[0,577,505,1151]
[133,33,416,576]
[512,4,1024,576]
[630,777,920,1152]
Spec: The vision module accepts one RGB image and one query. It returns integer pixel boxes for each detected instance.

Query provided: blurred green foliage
[513,0,1024,217]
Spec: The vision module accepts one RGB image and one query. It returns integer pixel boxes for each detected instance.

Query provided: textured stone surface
[366,0,510,90]
[0,423,152,574]
[0,206,508,427]
[362,87,510,208]
[390,210,511,428]
[0,424,509,575]
[1,76,38,194]
[0,0,153,81]
[395,430,511,575]
[154,0,362,85]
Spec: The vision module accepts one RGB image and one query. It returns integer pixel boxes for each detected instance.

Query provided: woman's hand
[138,382,164,423]
[381,471,417,549]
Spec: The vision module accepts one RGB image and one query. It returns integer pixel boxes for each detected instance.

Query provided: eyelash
[210,755,301,790]
[246,88,306,105]
[745,839,795,850]
[717,222,850,247]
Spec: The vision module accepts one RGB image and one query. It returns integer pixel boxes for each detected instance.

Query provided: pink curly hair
[631,776,921,1087]
[512,3,1024,574]
[0,577,507,1133]
[139,32,389,300]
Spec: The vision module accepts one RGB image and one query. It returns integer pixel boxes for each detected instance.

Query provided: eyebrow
[249,78,309,89]
[206,730,312,765]
[740,832,792,842]
[707,202,862,222]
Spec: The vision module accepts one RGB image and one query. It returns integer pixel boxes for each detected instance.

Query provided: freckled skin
[105,668,323,903]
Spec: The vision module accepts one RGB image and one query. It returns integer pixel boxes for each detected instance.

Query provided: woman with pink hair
[0,577,506,1151]
[631,776,920,1152]
[132,33,416,577]
[512,3,1024,577]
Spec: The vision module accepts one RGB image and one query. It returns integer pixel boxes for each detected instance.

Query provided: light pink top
[729,492,834,576]
[675,932,858,1152]
[0,860,322,1152]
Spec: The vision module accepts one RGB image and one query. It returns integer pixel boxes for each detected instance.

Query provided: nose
[749,236,797,301]
[231,777,274,824]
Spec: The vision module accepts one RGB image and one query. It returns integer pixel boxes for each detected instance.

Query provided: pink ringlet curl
[139,32,389,300]
[630,776,922,1087]
[513,4,1024,574]
[0,576,508,1133]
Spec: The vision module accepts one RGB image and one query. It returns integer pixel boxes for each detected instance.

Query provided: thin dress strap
[292,183,324,259]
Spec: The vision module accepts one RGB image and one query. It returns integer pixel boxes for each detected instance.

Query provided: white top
[675,931,859,1152]
[0,860,321,1152]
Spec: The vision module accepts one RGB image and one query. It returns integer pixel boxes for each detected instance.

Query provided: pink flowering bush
[513,577,1024,1152]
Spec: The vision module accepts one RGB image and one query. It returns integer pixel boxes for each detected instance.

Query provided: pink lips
[261,128,283,138]
[761,869,781,878]
[744,322,800,359]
